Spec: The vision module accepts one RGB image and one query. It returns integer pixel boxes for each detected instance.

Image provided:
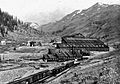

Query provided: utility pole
[41,27,43,34]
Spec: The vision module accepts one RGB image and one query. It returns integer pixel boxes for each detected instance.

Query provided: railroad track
[40,68,70,84]
[44,62,84,84]
[46,55,116,84]
[103,56,115,60]
[7,54,115,84]
[44,56,116,84]
[7,61,77,84]
[45,59,103,84]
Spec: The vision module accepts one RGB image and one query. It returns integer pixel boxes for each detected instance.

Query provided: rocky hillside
[0,9,42,41]
[39,3,120,44]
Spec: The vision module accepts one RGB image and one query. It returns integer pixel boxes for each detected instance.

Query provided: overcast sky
[0,0,119,25]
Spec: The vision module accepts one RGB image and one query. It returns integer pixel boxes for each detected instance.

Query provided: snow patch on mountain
[29,23,39,29]
[97,2,109,7]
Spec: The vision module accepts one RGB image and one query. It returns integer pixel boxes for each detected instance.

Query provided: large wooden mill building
[43,33,109,62]
[56,33,109,52]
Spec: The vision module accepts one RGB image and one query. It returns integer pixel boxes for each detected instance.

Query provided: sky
[0,0,119,25]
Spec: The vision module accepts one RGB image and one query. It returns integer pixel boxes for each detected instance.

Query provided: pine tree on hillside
[0,9,21,36]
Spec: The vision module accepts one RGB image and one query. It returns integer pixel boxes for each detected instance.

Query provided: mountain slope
[0,9,42,41]
[39,3,120,44]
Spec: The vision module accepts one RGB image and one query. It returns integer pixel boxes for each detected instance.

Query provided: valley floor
[0,45,119,84]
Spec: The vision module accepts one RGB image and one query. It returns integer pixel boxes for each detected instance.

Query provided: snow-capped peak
[97,2,104,5]
[97,2,109,7]
[29,23,39,29]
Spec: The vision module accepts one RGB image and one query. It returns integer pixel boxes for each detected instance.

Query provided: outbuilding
[1,40,6,45]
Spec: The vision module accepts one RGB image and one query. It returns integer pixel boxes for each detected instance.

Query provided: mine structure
[43,33,109,62]
[58,36,109,51]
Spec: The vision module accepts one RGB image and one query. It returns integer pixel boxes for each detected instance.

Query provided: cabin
[1,40,6,45]
[27,41,42,47]
[30,41,36,46]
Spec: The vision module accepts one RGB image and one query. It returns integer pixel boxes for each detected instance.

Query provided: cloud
[24,9,66,25]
